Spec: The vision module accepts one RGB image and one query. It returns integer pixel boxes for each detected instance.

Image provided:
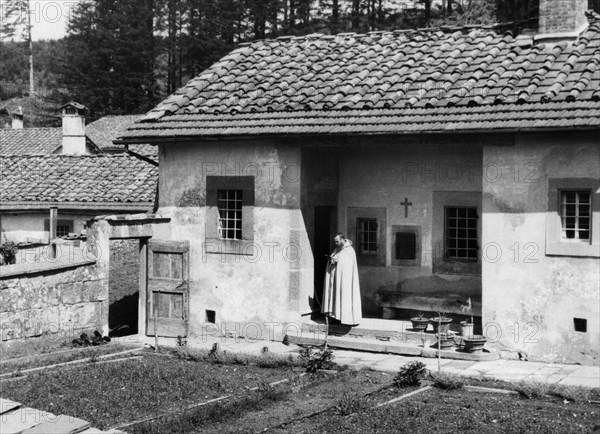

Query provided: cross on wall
[400,197,412,218]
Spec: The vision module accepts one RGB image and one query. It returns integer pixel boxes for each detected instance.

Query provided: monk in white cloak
[321,233,362,326]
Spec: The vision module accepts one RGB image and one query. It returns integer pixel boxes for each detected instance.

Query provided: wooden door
[146,240,189,337]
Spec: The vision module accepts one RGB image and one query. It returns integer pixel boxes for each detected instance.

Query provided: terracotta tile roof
[121,101,600,138]
[122,12,600,140]
[86,115,156,155]
[0,128,62,155]
[0,155,157,209]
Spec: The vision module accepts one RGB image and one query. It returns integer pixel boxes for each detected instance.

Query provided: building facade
[119,4,600,364]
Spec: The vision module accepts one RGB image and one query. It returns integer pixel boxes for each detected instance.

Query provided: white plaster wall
[153,141,311,341]
[482,132,600,364]
[0,213,89,244]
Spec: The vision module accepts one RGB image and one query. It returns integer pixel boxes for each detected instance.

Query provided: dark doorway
[109,239,140,337]
[313,206,337,313]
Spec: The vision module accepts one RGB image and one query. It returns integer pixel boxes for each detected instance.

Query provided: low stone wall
[0,260,108,342]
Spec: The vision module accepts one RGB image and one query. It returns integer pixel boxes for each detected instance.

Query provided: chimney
[11,107,24,129]
[538,0,589,40]
[61,102,87,155]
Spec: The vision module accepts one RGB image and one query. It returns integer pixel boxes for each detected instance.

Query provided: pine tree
[0,0,28,41]
[63,0,156,118]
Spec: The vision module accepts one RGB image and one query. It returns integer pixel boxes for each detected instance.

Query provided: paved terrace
[122,334,600,389]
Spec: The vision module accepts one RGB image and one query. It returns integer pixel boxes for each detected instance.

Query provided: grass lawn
[0,352,298,430]
[0,336,73,361]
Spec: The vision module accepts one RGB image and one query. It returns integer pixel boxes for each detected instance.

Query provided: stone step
[22,415,90,433]
[1,408,56,434]
[287,333,499,362]
[300,321,438,345]
[0,398,21,415]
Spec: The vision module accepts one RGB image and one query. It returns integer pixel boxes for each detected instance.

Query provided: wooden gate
[146,240,189,337]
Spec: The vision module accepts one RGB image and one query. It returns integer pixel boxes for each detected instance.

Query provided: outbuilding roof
[121,11,600,141]
[0,154,157,210]
[0,128,62,155]
[86,115,156,155]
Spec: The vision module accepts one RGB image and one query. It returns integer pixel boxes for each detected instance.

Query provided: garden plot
[2,347,599,434]
[0,351,300,431]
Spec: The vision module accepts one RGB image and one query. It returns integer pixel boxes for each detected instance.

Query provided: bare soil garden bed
[0,342,131,375]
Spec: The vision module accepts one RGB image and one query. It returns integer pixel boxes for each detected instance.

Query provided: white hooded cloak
[321,239,362,325]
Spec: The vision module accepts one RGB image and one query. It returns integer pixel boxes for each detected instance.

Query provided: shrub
[258,382,287,402]
[393,361,428,388]
[430,371,465,390]
[516,382,591,402]
[299,347,336,373]
[515,380,551,399]
[0,236,18,266]
[549,384,591,403]
[335,392,365,416]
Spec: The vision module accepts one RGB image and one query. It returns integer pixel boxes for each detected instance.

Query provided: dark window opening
[217,189,243,240]
[574,318,587,333]
[357,218,378,255]
[445,206,478,260]
[206,310,216,324]
[560,190,591,241]
[396,232,416,260]
[44,219,74,238]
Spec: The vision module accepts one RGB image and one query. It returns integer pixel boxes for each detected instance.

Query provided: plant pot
[460,321,474,338]
[429,317,452,334]
[410,317,429,332]
[463,335,487,353]
[433,333,456,350]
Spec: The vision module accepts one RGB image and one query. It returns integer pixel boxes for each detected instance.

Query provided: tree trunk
[289,0,296,28]
[332,0,339,32]
[270,0,279,37]
[352,0,361,30]
[167,0,177,93]
[27,0,34,96]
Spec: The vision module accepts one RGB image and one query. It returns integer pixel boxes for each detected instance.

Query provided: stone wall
[0,221,111,344]
[0,260,108,342]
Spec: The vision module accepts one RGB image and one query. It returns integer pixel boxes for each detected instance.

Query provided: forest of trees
[1,0,599,122]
